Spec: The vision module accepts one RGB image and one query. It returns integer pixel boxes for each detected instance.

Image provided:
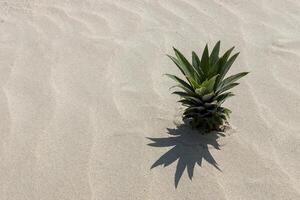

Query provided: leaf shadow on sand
[148,123,224,188]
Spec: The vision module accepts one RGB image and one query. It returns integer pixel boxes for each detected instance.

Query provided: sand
[0,0,300,199]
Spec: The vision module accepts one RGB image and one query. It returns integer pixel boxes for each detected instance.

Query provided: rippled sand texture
[0,0,300,199]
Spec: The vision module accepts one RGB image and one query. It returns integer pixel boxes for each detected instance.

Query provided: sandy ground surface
[0,0,300,199]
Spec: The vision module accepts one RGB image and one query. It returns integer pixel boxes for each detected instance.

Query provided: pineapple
[166,41,248,132]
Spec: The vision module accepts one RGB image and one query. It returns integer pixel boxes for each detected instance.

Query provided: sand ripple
[0,0,299,199]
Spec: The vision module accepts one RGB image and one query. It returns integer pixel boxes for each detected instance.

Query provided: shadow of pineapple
[148,123,225,187]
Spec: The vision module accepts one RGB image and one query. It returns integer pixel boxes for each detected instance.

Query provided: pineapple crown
[166,41,249,131]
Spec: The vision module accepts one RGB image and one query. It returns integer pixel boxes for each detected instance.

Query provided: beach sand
[0,0,299,199]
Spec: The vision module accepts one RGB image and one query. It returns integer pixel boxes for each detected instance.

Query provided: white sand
[1,0,300,199]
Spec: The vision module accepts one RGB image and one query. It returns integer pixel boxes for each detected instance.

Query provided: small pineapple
[166,41,248,132]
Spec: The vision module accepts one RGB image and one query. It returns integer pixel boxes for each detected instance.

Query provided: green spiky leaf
[218,52,240,82]
[200,44,210,75]
[165,74,194,92]
[210,40,220,65]
[220,72,249,88]
[217,83,239,94]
